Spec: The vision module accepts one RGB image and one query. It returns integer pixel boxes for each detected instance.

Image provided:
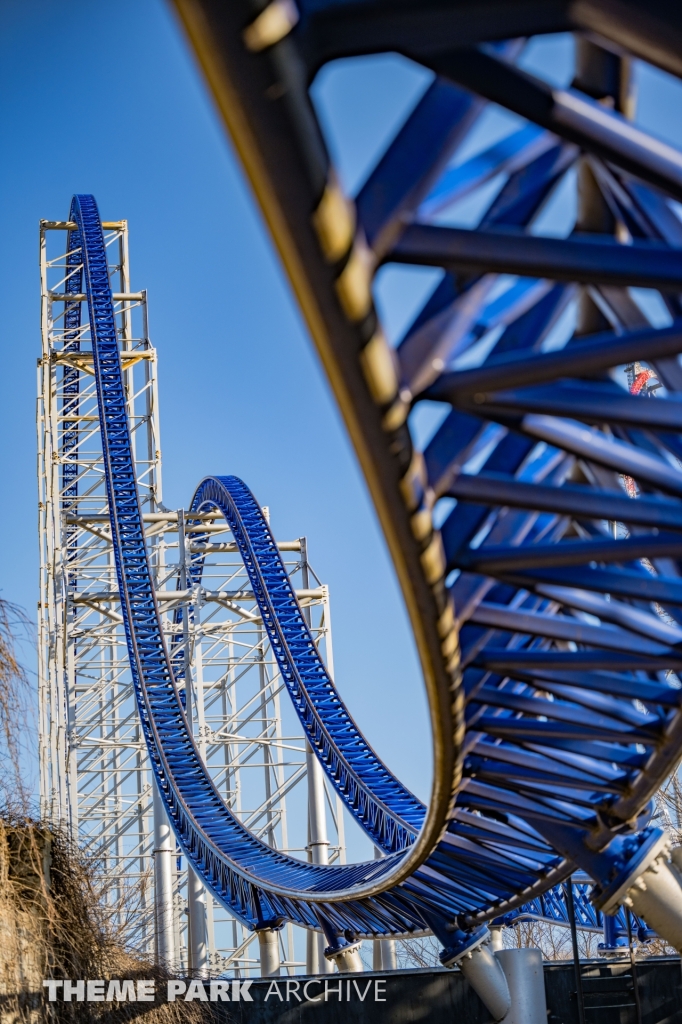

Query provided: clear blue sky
[2,2,682,851]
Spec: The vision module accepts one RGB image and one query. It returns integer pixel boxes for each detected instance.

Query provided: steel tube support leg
[257,929,281,977]
[459,945,511,1022]
[579,833,682,952]
[373,937,397,971]
[373,849,397,970]
[623,854,682,951]
[306,741,332,974]
[187,865,208,976]
[374,937,395,970]
[306,930,322,975]
[495,949,547,1024]
[441,928,510,1022]
[152,783,175,969]
[542,828,682,953]
[380,938,397,970]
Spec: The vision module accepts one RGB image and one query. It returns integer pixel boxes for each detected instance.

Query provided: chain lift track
[155,2,682,955]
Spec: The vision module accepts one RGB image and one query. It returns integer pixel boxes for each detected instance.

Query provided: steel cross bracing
[164,2,682,954]
[38,211,159,868]
[38,216,161,954]
[37,212,344,971]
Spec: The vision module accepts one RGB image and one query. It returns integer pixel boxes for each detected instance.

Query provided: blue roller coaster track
[74,192,569,949]
[67,0,682,967]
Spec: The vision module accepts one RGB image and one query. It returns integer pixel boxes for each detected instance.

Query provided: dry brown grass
[0,817,214,1024]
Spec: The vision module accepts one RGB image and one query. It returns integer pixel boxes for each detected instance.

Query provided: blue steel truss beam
[447,473,682,531]
[290,1,682,83]
[424,48,682,202]
[390,223,682,292]
[355,78,483,257]
[396,143,576,394]
[425,322,682,398]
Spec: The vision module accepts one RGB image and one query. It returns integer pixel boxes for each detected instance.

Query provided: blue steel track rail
[185,478,654,944]
[72,193,411,936]
[73,192,568,940]
[165,0,682,946]
[70,188,658,951]
[186,476,424,855]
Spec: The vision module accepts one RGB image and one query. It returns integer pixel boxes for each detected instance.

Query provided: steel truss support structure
[38,217,161,954]
[37,218,344,973]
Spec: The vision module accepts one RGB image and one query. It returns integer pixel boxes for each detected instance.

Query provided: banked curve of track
[183,477,655,945]
[166,1,682,921]
[76,188,571,940]
[186,474,423,855]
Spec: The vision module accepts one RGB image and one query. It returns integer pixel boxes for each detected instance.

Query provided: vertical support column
[38,224,49,821]
[153,781,175,968]
[306,926,322,975]
[178,510,209,975]
[373,850,396,970]
[319,578,347,869]
[495,949,547,1024]
[258,638,276,847]
[374,937,397,971]
[307,741,330,867]
[172,852,183,972]
[117,222,138,443]
[65,627,78,836]
[572,38,632,338]
[306,739,333,973]
[257,929,281,977]
[192,617,216,970]
[110,559,123,909]
[301,537,333,974]
[187,866,209,976]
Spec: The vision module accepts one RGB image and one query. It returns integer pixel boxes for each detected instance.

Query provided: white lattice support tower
[167,512,346,975]
[38,214,345,973]
[38,217,163,951]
